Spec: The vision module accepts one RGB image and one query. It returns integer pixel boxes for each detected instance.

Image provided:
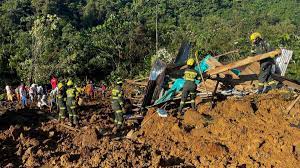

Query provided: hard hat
[187,58,195,66]
[250,32,262,43]
[67,80,73,86]
[58,82,63,89]
[116,78,123,85]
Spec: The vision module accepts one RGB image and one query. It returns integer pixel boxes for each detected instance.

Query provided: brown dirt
[137,91,300,167]
[0,90,300,167]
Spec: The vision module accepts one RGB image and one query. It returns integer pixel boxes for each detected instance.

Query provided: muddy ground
[0,90,300,167]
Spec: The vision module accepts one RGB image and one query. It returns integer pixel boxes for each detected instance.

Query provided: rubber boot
[178,106,183,115]
[191,102,195,109]
[270,83,277,90]
[73,117,78,126]
[257,86,265,94]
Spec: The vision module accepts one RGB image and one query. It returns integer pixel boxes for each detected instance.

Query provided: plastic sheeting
[154,55,211,105]
[150,60,167,80]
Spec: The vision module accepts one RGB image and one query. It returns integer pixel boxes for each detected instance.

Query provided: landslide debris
[0,91,299,167]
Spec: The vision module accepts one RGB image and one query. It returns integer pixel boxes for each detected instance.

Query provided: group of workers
[109,32,279,129]
[4,75,108,127]
[177,32,278,114]
[5,83,46,108]
[2,32,278,129]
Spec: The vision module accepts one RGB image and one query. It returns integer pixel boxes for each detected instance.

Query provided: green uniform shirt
[111,85,124,105]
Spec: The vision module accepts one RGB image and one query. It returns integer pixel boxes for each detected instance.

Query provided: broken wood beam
[214,49,240,59]
[287,95,300,114]
[207,49,281,75]
[272,74,300,90]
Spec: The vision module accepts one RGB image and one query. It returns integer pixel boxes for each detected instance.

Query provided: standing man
[57,82,67,122]
[37,85,44,101]
[19,83,27,108]
[50,75,58,90]
[250,32,277,93]
[15,85,21,103]
[178,58,198,115]
[66,80,78,126]
[111,78,125,129]
[5,84,13,102]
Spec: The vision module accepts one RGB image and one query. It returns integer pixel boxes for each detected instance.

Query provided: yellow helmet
[116,78,123,85]
[58,82,63,89]
[250,32,262,43]
[187,58,195,66]
[67,80,73,86]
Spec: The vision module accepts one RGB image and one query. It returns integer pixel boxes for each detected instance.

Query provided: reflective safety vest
[57,88,66,99]
[111,85,123,102]
[66,88,76,98]
[183,69,198,81]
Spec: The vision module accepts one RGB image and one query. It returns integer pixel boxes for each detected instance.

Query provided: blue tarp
[153,54,242,105]
[154,55,211,105]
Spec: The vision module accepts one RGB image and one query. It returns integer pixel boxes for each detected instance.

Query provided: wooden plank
[287,95,300,114]
[207,50,281,75]
[206,57,240,79]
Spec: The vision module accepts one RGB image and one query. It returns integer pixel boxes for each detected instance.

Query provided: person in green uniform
[178,58,199,115]
[57,82,67,122]
[66,80,78,126]
[250,32,277,93]
[111,78,125,129]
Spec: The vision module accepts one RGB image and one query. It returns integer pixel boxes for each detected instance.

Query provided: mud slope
[137,91,300,167]
[0,91,300,167]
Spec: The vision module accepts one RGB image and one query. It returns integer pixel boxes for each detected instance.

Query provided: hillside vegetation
[0,0,299,85]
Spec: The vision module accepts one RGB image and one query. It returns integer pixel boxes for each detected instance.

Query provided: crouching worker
[111,78,125,129]
[178,58,199,115]
[57,82,67,122]
[66,80,78,126]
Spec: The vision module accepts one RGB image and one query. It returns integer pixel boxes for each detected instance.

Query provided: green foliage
[0,0,299,87]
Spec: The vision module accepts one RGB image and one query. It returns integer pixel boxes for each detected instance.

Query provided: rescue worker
[75,84,84,106]
[57,82,67,121]
[250,32,277,93]
[111,78,125,129]
[178,58,198,115]
[66,80,78,126]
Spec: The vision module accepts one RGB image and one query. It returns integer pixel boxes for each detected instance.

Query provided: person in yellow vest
[111,78,125,129]
[66,80,78,126]
[178,58,199,115]
[250,32,277,93]
[57,82,67,122]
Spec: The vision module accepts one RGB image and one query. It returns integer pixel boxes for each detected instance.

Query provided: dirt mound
[0,91,300,167]
[137,92,300,167]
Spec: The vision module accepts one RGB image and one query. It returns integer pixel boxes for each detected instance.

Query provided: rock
[25,155,40,167]
[49,131,55,138]
[75,127,99,148]
[60,154,70,167]
[4,163,14,168]
[183,110,204,127]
